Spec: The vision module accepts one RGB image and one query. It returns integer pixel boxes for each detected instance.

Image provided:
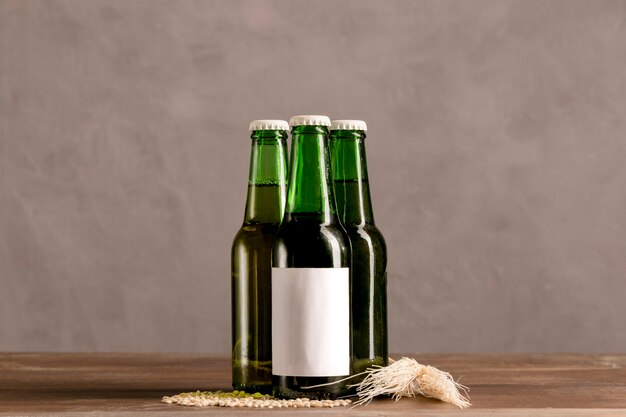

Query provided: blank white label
[272,267,350,377]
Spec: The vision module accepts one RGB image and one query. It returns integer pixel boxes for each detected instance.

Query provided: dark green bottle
[272,115,352,399]
[232,120,289,393]
[330,120,388,378]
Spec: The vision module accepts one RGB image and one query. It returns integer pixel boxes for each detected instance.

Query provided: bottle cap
[289,115,331,127]
[330,120,367,131]
[249,120,290,132]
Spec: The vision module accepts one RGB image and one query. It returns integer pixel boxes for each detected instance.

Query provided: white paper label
[272,267,350,377]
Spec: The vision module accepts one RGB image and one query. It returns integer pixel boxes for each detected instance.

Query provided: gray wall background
[1,0,625,353]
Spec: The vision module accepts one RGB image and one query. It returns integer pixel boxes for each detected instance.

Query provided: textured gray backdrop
[1,0,625,353]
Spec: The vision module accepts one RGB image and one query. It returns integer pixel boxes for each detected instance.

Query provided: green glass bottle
[330,120,388,378]
[272,115,352,399]
[232,120,289,393]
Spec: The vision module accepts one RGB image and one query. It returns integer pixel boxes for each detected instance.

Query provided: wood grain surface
[1,353,626,416]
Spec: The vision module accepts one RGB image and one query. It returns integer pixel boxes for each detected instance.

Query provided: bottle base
[232,383,273,395]
[272,375,352,400]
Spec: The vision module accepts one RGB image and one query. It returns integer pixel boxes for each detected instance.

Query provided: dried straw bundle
[351,357,471,409]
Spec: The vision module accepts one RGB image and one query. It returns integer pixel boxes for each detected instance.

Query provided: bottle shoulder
[343,223,386,243]
[272,220,350,268]
[232,223,280,247]
[343,223,387,257]
[345,224,387,272]
[274,220,349,242]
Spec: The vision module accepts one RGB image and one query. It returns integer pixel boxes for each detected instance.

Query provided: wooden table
[1,353,626,416]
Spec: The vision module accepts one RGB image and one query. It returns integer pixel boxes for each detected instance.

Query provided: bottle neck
[330,130,374,225]
[243,130,288,224]
[284,125,337,224]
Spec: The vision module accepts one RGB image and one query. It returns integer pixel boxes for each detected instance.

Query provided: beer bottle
[330,120,388,377]
[272,115,352,399]
[232,120,289,393]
